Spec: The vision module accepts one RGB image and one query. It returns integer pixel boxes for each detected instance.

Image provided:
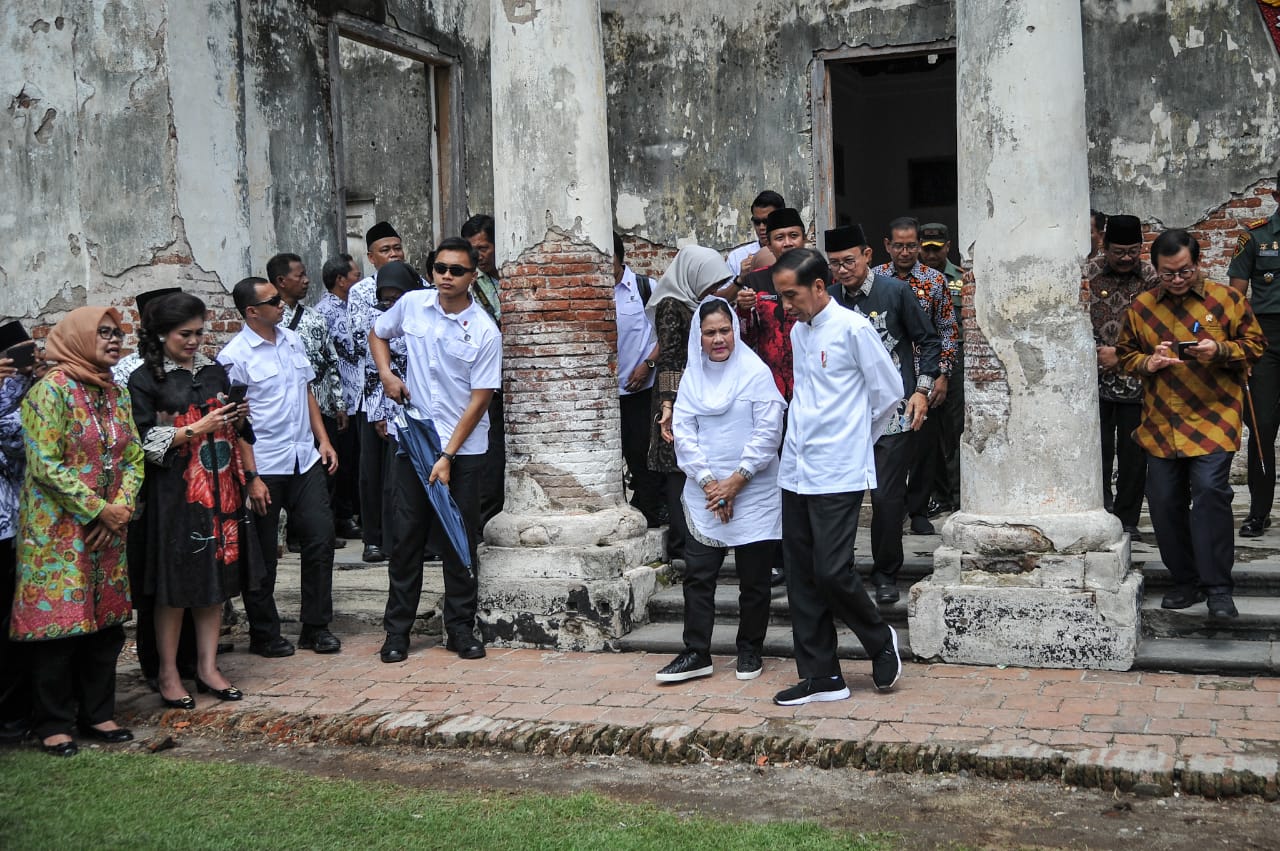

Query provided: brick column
[479,0,660,650]
[908,0,1140,670]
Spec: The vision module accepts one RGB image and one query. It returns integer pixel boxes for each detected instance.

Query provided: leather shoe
[1160,586,1207,610]
[42,739,78,757]
[927,499,956,518]
[1240,515,1271,538]
[875,582,900,604]
[76,723,134,743]
[335,518,363,539]
[909,515,936,535]
[195,678,244,701]
[0,718,30,745]
[249,636,296,658]
[1122,524,1143,544]
[445,632,486,660]
[298,626,342,654]
[770,566,786,587]
[1207,593,1239,619]
[362,544,386,563]
[160,693,196,710]
[380,633,409,663]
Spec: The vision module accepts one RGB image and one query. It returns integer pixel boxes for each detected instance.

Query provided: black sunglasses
[751,216,769,226]
[251,294,283,308]
[433,262,474,277]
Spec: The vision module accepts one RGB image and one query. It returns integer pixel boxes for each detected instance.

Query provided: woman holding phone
[127,293,261,709]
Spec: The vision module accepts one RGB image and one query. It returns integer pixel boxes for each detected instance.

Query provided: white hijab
[676,297,784,418]
[644,245,732,326]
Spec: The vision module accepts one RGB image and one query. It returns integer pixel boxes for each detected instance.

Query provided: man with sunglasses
[369,237,501,663]
[1115,229,1264,621]
[1086,215,1159,541]
[726,191,785,277]
[219,277,342,658]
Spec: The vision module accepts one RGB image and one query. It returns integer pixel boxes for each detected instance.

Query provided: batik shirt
[111,352,143,386]
[874,261,958,377]
[0,374,33,541]
[279,302,343,419]
[347,276,380,414]
[1085,255,1159,403]
[315,291,362,415]
[472,270,501,325]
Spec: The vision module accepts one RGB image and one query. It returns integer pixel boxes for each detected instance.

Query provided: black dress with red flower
[128,358,264,609]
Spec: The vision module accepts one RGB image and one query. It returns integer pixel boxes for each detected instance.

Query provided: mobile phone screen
[4,341,36,369]
[227,384,248,405]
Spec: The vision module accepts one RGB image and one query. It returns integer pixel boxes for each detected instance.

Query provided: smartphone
[1176,340,1198,357]
[226,384,248,405]
[3,341,36,370]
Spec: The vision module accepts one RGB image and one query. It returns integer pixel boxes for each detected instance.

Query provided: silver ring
[717,499,727,507]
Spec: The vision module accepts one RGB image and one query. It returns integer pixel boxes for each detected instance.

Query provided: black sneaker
[249,636,296,658]
[1160,586,1207,610]
[1240,515,1271,538]
[773,676,850,706]
[655,650,713,683]
[736,651,763,681]
[298,627,342,654]
[1207,593,1239,619]
[872,626,903,692]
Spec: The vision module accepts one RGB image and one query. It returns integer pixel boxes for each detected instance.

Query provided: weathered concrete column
[907,0,1141,670]
[479,0,660,650]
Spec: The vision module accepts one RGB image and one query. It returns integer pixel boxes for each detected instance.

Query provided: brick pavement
[114,635,1280,799]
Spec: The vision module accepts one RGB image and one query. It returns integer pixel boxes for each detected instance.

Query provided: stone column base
[477,508,664,651]
[908,533,1142,671]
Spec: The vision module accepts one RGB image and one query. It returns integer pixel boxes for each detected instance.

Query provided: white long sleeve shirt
[779,298,902,495]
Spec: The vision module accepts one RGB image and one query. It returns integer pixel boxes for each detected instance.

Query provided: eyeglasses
[433,262,474,277]
[888,242,919,252]
[1158,266,1197,282]
[829,258,862,271]
[751,216,769,226]
[96,326,125,341]
[251,294,283,308]
[1107,246,1142,259]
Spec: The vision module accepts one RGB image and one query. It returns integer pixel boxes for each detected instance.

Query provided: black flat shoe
[160,693,196,710]
[42,740,78,757]
[195,678,244,701]
[77,724,134,743]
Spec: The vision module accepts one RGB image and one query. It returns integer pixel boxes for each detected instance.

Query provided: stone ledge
[117,707,1280,801]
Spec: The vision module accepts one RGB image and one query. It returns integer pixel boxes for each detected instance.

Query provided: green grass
[0,750,896,850]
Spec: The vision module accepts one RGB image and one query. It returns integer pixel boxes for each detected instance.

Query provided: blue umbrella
[392,405,473,573]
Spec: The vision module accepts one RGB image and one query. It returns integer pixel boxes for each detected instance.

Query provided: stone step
[1139,559,1280,595]
[615,620,912,662]
[646,582,909,625]
[1140,594,1280,641]
[1134,637,1280,675]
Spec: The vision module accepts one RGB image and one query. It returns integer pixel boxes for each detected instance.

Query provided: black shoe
[875,582,900,604]
[773,676,850,706]
[909,515,936,535]
[380,633,410,663]
[736,651,763,681]
[362,544,386,563]
[298,627,342,654]
[1207,593,1239,619]
[287,540,302,554]
[770,566,786,587]
[160,693,196,710]
[42,739,78,757]
[1160,586,1207,610]
[872,626,903,692]
[335,518,363,539]
[216,641,234,654]
[1240,515,1271,538]
[332,537,346,549]
[249,636,296,658]
[195,678,244,701]
[445,632,486,660]
[0,719,30,745]
[655,650,713,683]
[1122,525,1143,543]
[76,723,134,743]
[927,499,956,518]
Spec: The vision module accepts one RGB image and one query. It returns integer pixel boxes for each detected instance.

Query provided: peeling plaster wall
[1082,0,1280,226]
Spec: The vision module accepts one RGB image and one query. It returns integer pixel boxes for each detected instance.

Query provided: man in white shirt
[613,233,663,526]
[369,237,502,663]
[219,277,342,658]
[770,248,905,705]
[725,190,785,277]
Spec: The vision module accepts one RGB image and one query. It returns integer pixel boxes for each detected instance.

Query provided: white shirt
[779,298,902,495]
[218,324,320,476]
[373,290,501,456]
[614,265,658,396]
[725,241,761,277]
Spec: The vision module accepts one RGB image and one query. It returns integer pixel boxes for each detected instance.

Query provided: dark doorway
[823,49,958,268]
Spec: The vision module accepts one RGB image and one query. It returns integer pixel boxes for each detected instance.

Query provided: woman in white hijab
[655,297,785,684]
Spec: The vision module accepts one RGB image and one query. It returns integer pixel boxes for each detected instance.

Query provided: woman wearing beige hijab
[10,306,144,756]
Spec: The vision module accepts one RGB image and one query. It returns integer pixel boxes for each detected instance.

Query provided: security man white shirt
[218,324,320,476]
[373,289,501,455]
[779,298,902,495]
[614,264,658,396]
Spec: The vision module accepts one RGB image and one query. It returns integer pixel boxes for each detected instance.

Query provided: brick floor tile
[1080,714,1150,734]
[1040,681,1102,698]
[930,725,996,743]
[1109,733,1178,751]
[1118,699,1180,719]
[1021,710,1087,730]
[1190,702,1247,721]
[544,704,606,724]
[869,722,939,743]
[1154,686,1216,704]
[1138,672,1199,688]
[903,707,969,725]
[309,696,368,714]
[1243,705,1280,722]
[1060,698,1119,716]
[596,690,657,708]
[493,703,555,722]
[698,713,767,734]
[1214,721,1280,741]
[596,707,661,727]
[649,710,713,728]
[355,681,421,702]
[810,718,877,741]
[959,708,1027,728]
[1092,684,1158,703]
[1214,689,1280,707]
[1251,677,1280,692]
[1146,718,1214,736]
[1080,670,1143,684]
[999,693,1062,711]
[1045,730,1112,748]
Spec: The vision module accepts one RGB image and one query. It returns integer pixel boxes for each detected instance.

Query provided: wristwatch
[644,358,657,369]
[915,375,935,394]
[184,426,196,439]
[243,470,258,482]
[439,451,457,462]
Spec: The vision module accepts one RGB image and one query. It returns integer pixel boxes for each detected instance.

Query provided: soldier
[918,223,964,517]
[1228,170,1280,538]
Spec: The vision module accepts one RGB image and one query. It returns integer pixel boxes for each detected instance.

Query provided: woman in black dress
[128,293,259,708]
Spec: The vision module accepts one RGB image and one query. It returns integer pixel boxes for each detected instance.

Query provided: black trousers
[782,489,892,679]
[1246,314,1280,519]
[480,392,506,528]
[27,625,125,739]
[324,412,360,523]
[357,413,389,548]
[0,539,28,726]
[126,518,196,680]
[620,389,663,523]
[870,431,912,584]
[663,472,691,561]
[905,411,938,519]
[384,451,483,638]
[1100,400,1146,527]
[932,354,964,507]
[681,536,774,657]
[245,463,335,643]
[1146,452,1235,594]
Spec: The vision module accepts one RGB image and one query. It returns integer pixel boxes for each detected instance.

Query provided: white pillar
[908,0,1140,670]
